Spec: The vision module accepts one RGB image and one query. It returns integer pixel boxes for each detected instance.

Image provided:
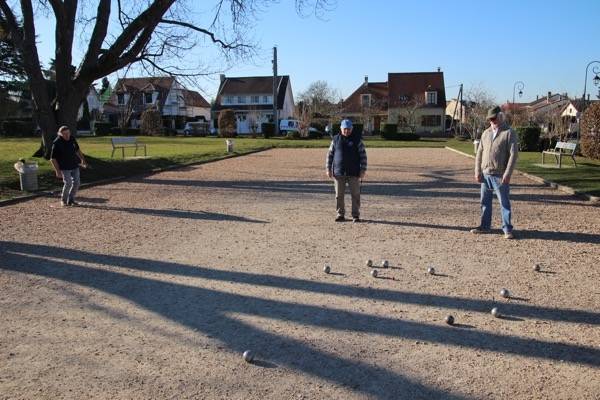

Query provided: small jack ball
[445,315,455,325]
[427,267,435,275]
[366,259,373,267]
[500,288,510,298]
[381,260,389,268]
[533,263,541,272]
[323,265,331,274]
[371,269,378,278]
[242,350,254,362]
[491,307,500,318]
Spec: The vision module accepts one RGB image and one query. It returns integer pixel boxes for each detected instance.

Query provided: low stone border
[445,146,599,204]
[0,147,273,207]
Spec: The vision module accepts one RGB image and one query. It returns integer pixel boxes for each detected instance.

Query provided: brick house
[343,71,446,135]
[212,74,295,134]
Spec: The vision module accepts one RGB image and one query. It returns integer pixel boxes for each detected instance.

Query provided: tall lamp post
[582,61,600,102]
[512,81,525,108]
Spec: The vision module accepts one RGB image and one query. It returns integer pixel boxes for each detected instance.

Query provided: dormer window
[361,94,371,107]
[144,92,153,104]
[117,93,125,105]
[425,91,438,105]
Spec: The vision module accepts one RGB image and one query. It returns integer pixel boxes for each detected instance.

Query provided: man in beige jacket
[471,106,519,239]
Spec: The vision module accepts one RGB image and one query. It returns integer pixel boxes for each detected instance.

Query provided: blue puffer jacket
[326,132,367,177]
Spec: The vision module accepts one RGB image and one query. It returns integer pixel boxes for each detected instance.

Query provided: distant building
[342,70,446,135]
[212,74,295,134]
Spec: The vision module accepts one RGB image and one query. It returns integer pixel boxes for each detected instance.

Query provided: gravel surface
[1,148,599,400]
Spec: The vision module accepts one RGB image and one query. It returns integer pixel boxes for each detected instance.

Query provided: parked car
[183,121,210,136]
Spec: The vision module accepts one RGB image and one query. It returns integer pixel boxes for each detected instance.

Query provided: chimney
[437,67,441,72]
[588,94,591,101]
[364,75,368,85]
[536,95,539,100]
[219,74,225,83]
[547,91,551,103]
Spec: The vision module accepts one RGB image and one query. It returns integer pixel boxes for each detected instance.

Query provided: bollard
[226,139,234,153]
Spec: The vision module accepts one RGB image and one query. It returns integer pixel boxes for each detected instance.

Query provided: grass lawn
[0,135,448,200]
[446,138,600,197]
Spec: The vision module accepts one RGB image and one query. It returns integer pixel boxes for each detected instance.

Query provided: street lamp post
[582,61,600,102]
[512,81,525,108]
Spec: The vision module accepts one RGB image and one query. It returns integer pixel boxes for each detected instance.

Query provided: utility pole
[272,46,279,136]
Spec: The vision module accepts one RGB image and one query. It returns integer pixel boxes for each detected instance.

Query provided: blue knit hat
[340,119,353,129]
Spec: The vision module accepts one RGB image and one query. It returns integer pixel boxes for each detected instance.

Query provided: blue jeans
[61,168,80,204]
[480,174,513,233]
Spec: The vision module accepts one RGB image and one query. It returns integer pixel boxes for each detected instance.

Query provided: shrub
[580,102,600,160]
[381,124,398,139]
[539,135,558,151]
[285,131,301,139]
[218,109,237,138]
[515,126,541,151]
[1,120,36,137]
[140,108,163,136]
[93,122,112,136]
[307,130,323,139]
[261,122,275,138]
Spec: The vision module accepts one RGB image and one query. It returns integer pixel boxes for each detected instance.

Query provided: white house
[213,74,295,134]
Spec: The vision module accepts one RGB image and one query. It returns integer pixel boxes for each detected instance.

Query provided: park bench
[542,141,578,168]
[111,137,147,158]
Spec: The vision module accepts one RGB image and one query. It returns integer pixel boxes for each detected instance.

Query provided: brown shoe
[470,227,490,234]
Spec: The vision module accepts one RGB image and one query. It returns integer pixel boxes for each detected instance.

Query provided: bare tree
[0,0,334,158]
[463,85,496,140]
[298,80,340,127]
[396,95,424,134]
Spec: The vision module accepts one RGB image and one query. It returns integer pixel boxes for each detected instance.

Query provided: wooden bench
[542,141,577,168]
[111,137,147,158]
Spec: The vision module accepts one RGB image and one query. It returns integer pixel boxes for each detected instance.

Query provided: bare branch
[159,18,251,50]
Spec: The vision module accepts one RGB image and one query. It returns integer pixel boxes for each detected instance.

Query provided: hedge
[261,122,275,138]
[93,122,112,136]
[1,120,37,137]
[515,126,541,151]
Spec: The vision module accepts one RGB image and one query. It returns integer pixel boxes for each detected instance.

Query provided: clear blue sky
[34,0,600,104]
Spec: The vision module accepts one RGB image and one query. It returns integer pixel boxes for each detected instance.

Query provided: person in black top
[50,126,88,206]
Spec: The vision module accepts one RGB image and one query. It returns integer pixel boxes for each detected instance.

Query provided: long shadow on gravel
[79,204,268,223]
[2,242,599,378]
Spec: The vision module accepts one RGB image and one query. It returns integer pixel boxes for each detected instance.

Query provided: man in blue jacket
[325,119,368,222]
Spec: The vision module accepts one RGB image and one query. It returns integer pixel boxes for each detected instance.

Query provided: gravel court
[1,147,599,400]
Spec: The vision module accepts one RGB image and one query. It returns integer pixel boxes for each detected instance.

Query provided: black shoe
[352,217,360,223]
[335,215,345,222]
[68,200,79,206]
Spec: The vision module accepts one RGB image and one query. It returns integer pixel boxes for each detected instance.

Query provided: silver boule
[371,269,378,278]
[323,265,331,274]
[427,266,435,275]
[381,260,389,268]
[242,350,254,362]
[500,288,510,298]
[366,259,373,267]
[533,263,541,272]
[491,307,500,318]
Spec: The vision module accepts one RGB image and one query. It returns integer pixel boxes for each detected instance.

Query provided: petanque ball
[323,265,331,274]
[500,288,510,298]
[371,269,378,278]
[381,260,389,268]
[533,263,541,272]
[366,259,373,267]
[491,307,500,318]
[445,315,455,325]
[242,350,254,362]
[427,266,435,275]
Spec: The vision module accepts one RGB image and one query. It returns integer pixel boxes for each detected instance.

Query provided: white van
[279,119,300,133]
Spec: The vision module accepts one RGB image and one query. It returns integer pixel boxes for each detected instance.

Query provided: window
[361,94,371,107]
[224,95,233,104]
[421,115,441,127]
[399,95,409,102]
[237,96,246,104]
[263,95,270,104]
[144,92,153,104]
[117,93,125,105]
[251,95,260,103]
[425,91,438,105]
